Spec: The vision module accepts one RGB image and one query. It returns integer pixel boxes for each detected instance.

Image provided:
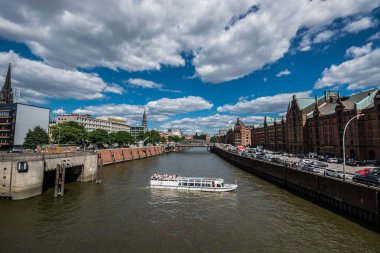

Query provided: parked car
[363,160,380,167]
[271,157,286,165]
[335,171,355,180]
[301,164,322,173]
[353,168,380,186]
[299,159,313,164]
[327,158,338,163]
[345,159,357,166]
[355,167,376,175]
[325,169,355,180]
[311,161,328,168]
[325,169,336,177]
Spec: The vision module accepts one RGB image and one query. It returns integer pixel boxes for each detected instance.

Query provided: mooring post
[96,155,103,184]
[54,163,66,197]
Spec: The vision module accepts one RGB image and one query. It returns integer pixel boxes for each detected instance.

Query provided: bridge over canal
[175,140,214,149]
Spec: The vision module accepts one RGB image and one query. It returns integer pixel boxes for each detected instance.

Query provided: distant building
[142,108,147,129]
[184,135,193,140]
[0,64,50,150]
[168,128,182,137]
[56,114,130,133]
[225,118,251,146]
[193,133,210,142]
[251,116,286,151]
[130,110,148,137]
[130,126,145,137]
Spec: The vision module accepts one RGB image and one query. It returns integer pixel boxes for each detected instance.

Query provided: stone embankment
[211,145,380,228]
[0,152,98,200]
[96,146,167,165]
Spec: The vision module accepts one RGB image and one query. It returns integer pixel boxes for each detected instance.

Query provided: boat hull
[150,184,237,192]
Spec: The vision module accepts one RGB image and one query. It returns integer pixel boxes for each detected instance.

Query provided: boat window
[189,183,194,186]
[217,184,221,187]
[179,183,182,186]
[183,183,187,186]
[195,183,200,187]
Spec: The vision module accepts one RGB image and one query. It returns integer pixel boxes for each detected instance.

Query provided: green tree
[108,132,118,147]
[210,136,217,143]
[137,131,147,141]
[88,129,109,148]
[146,130,161,144]
[50,122,87,145]
[168,135,181,142]
[23,126,49,149]
[114,131,134,146]
[161,136,167,143]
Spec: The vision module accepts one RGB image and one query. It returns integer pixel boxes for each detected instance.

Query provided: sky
[0,0,379,134]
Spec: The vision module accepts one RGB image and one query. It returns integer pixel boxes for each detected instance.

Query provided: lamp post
[58,126,61,146]
[342,114,364,181]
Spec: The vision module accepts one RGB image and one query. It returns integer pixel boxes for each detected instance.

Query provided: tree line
[23,122,168,149]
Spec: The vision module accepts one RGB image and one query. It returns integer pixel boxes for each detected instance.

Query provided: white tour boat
[150,173,237,192]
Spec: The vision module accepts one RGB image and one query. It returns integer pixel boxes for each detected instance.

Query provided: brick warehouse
[249,88,380,161]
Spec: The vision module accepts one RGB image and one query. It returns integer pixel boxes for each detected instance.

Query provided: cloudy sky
[0,0,379,134]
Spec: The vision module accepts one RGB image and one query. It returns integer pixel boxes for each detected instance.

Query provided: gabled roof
[344,88,378,110]
[306,87,380,118]
[296,98,315,111]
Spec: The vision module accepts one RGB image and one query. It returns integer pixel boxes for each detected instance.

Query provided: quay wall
[211,146,380,228]
[97,146,168,166]
[0,152,98,200]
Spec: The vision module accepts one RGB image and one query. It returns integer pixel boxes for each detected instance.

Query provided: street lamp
[57,126,61,146]
[342,114,364,181]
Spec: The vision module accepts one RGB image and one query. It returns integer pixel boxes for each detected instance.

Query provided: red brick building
[252,88,380,160]
[225,118,251,146]
[252,116,286,151]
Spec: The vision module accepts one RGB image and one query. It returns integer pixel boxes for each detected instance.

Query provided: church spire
[142,108,147,129]
[0,63,13,104]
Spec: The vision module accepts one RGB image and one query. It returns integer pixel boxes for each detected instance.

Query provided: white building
[12,104,50,148]
[56,114,130,133]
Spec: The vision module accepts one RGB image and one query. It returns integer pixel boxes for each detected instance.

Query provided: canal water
[1,148,379,253]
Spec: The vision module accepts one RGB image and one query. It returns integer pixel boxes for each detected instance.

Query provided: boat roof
[179,177,223,181]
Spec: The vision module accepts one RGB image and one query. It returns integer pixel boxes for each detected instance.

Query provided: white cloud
[147,96,213,115]
[71,109,95,115]
[0,0,378,84]
[315,47,380,90]
[263,77,268,82]
[104,83,125,94]
[161,114,265,134]
[71,96,212,123]
[345,43,373,58]
[0,51,119,103]
[276,69,291,77]
[313,30,335,43]
[368,32,380,41]
[343,17,378,33]
[299,34,312,51]
[127,78,162,89]
[126,78,181,93]
[52,108,66,115]
[193,1,380,83]
[217,91,312,114]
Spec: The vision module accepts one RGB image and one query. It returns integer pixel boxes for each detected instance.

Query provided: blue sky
[0,1,379,134]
